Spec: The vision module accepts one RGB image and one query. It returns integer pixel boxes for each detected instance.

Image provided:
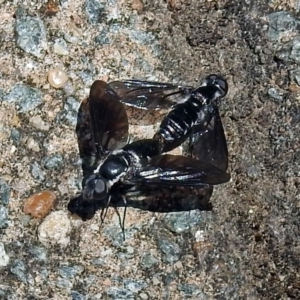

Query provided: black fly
[68,76,230,235]
[109,74,229,170]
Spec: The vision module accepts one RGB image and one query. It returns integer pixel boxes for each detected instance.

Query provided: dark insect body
[109,75,228,170]
[68,76,230,230]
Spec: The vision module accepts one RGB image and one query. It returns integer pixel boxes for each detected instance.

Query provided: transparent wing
[109,80,193,110]
[132,155,230,187]
[68,183,213,216]
[124,184,213,212]
[89,80,129,155]
[191,108,229,172]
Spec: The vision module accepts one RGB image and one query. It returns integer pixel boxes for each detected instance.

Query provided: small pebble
[38,210,71,247]
[0,179,10,206]
[157,235,181,263]
[10,128,21,145]
[94,30,110,45]
[55,277,72,289]
[62,81,75,96]
[58,264,84,279]
[71,291,85,300]
[13,179,28,193]
[63,30,80,44]
[27,137,40,152]
[42,154,64,170]
[48,68,69,88]
[141,253,158,269]
[105,287,134,299]
[131,0,143,12]
[30,162,45,182]
[0,206,8,228]
[4,84,42,113]
[84,0,105,24]
[24,190,57,219]
[28,246,48,262]
[53,38,69,56]
[124,278,147,293]
[0,242,10,267]
[30,115,50,131]
[139,293,148,300]
[15,12,47,58]
[10,260,29,284]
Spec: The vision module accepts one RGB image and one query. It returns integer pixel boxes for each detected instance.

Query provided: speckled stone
[10,260,34,285]
[0,242,9,267]
[268,87,283,102]
[55,277,73,289]
[58,96,80,126]
[10,128,21,145]
[53,38,69,56]
[15,10,47,57]
[290,68,300,86]
[71,291,85,300]
[38,211,71,247]
[140,253,158,269]
[30,162,45,182]
[29,116,50,131]
[3,84,42,113]
[84,0,105,24]
[157,235,181,263]
[178,283,205,298]
[58,264,85,279]
[163,211,202,234]
[268,11,299,41]
[105,287,134,299]
[0,206,8,229]
[28,246,48,262]
[123,278,147,293]
[27,137,41,152]
[0,179,10,206]
[42,154,64,170]
[94,30,111,45]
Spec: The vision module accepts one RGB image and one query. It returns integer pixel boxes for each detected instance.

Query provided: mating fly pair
[68,75,230,230]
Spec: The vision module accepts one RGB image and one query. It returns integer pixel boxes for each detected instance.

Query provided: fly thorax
[127,150,143,171]
[191,92,207,107]
[99,153,130,183]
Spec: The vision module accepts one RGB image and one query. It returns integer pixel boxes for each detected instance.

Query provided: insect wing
[76,97,95,162]
[133,155,230,187]
[89,80,129,154]
[191,108,229,172]
[109,80,193,110]
[124,184,213,212]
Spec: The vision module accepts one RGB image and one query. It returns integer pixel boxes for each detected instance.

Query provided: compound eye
[82,174,108,202]
[215,78,228,97]
[204,74,228,97]
[94,179,106,196]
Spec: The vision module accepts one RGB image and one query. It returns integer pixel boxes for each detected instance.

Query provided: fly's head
[68,193,98,221]
[82,173,109,206]
[203,74,228,98]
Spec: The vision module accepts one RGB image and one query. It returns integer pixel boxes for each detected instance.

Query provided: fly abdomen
[154,99,202,152]
[123,139,160,159]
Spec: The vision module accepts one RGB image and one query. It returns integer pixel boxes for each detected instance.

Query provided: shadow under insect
[68,77,230,230]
